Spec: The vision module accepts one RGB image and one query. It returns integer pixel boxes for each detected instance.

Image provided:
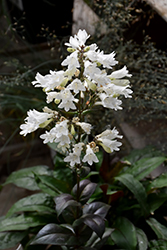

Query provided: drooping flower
[108,66,132,79]
[101,83,133,99]
[40,127,57,144]
[95,128,123,153]
[82,145,99,165]
[61,51,80,70]
[20,109,53,136]
[96,51,118,69]
[67,79,86,94]
[98,93,122,110]
[75,122,92,134]
[64,142,84,167]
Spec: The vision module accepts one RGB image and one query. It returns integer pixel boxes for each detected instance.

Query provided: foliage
[0,146,167,249]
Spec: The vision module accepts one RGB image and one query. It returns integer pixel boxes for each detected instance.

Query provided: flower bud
[84,46,90,52]
[54,99,60,104]
[67,48,76,53]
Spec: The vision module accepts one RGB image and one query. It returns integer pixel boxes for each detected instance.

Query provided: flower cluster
[20,29,132,168]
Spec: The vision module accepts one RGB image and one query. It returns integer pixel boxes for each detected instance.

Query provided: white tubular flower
[84,61,110,87]
[109,66,132,79]
[55,134,70,147]
[55,120,69,138]
[64,142,84,167]
[20,109,53,136]
[82,145,99,166]
[102,83,133,99]
[95,128,123,153]
[96,128,123,140]
[46,91,61,103]
[65,29,90,49]
[46,70,67,91]
[97,138,122,153]
[98,93,122,110]
[32,72,50,88]
[73,142,84,154]
[85,43,99,61]
[40,119,69,145]
[61,51,80,70]
[32,71,66,92]
[64,152,81,167]
[84,61,101,79]
[76,122,92,134]
[57,89,77,112]
[40,127,57,144]
[97,51,118,69]
[67,79,86,94]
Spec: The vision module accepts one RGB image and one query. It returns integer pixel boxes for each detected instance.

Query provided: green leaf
[3,166,53,190]
[72,180,97,203]
[0,214,53,232]
[126,156,166,180]
[6,193,55,217]
[31,223,77,246]
[147,173,167,191]
[111,217,137,250]
[115,173,150,217]
[136,227,148,250]
[149,239,167,249]
[54,194,81,217]
[0,231,27,249]
[34,174,71,195]
[123,146,163,164]
[148,193,167,213]
[83,202,110,218]
[73,214,105,238]
[146,218,167,240]
[34,174,58,196]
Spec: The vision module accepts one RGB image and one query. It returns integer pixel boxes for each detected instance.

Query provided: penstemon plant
[0,30,134,250]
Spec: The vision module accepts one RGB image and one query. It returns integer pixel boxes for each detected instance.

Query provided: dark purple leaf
[83,202,110,218]
[31,223,78,246]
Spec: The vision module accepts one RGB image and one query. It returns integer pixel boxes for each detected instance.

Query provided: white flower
[96,128,123,140]
[98,93,122,110]
[65,29,90,49]
[101,83,133,99]
[55,120,69,138]
[64,152,81,167]
[84,61,110,87]
[85,43,99,61]
[109,66,132,79]
[40,127,57,144]
[73,142,84,154]
[61,51,80,70]
[55,134,70,146]
[98,138,122,153]
[46,91,61,103]
[20,109,53,136]
[64,142,84,167]
[82,145,99,166]
[32,72,50,88]
[97,51,118,69]
[95,128,123,153]
[32,71,66,92]
[67,79,86,94]
[76,122,92,134]
[57,89,77,111]
[84,61,101,79]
